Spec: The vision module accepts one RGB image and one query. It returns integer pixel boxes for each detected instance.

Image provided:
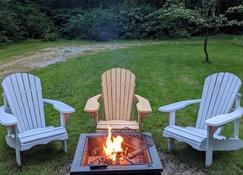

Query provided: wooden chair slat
[102,68,135,121]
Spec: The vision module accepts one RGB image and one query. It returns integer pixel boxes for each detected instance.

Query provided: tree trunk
[216,0,220,15]
[203,27,211,63]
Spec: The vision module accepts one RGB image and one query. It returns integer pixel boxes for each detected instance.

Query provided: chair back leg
[63,140,67,152]
[168,138,174,152]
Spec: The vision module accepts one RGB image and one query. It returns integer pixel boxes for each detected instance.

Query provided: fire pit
[70,128,163,175]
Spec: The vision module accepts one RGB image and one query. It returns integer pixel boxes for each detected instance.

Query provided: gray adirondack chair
[159,72,243,167]
[0,73,75,165]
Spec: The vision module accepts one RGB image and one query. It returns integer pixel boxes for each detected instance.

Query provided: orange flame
[104,125,123,161]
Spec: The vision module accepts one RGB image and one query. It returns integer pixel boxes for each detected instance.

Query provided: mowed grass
[0,36,243,174]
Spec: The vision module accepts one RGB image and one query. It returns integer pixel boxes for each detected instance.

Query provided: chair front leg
[205,126,215,167]
[234,119,240,139]
[12,125,21,166]
[137,112,149,129]
[60,113,71,127]
[91,112,98,125]
[60,113,70,152]
[169,111,176,125]
[168,111,176,152]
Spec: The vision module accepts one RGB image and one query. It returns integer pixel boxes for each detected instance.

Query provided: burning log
[86,126,149,167]
[128,147,146,159]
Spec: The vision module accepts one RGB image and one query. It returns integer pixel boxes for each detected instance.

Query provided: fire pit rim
[70,132,163,175]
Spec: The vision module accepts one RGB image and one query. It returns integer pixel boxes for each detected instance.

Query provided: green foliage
[90,10,119,41]
[0,1,54,44]
[59,4,201,40]
[43,32,58,41]
[226,5,243,20]
[59,9,119,41]
[117,7,154,39]
[0,2,24,43]
[60,14,89,39]
[224,5,243,34]
[16,4,53,39]
[144,3,201,38]
[1,0,243,43]
[195,1,243,37]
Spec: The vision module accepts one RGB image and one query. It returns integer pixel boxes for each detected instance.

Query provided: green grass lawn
[0,36,243,175]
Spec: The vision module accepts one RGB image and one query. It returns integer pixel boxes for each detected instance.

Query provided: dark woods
[0,0,243,43]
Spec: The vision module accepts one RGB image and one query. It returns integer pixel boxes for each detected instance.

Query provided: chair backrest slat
[196,72,241,131]
[2,73,46,132]
[102,68,135,121]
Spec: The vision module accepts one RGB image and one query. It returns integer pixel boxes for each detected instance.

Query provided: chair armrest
[158,99,201,112]
[205,107,243,127]
[84,94,102,113]
[134,95,152,114]
[0,106,18,126]
[43,99,75,114]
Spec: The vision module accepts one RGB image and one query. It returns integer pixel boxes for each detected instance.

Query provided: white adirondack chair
[0,73,75,165]
[159,72,243,167]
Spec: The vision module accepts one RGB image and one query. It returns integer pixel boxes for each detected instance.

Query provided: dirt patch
[0,42,160,79]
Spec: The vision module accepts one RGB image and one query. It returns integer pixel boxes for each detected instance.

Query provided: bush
[43,32,58,41]
[0,3,24,43]
[15,4,54,39]
[224,5,243,34]
[60,9,119,41]
[226,5,243,21]
[125,4,201,39]
[90,10,119,41]
[59,4,200,41]
[0,1,54,44]
[59,4,201,40]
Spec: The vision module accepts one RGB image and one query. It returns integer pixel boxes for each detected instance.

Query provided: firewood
[128,147,145,158]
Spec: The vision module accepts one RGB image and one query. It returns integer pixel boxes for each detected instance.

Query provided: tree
[202,0,216,63]
[200,0,242,63]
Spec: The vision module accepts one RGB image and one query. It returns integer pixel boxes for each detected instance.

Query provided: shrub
[0,1,54,44]
[60,9,119,41]
[224,5,243,34]
[15,4,54,39]
[43,32,58,41]
[60,14,88,39]
[117,4,201,39]
[59,4,201,40]
[90,10,119,41]
[0,3,24,43]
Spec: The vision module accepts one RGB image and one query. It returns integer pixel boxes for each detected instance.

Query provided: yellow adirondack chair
[84,68,152,131]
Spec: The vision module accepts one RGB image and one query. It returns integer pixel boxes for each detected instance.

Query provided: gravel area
[160,152,206,175]
[0,42,160,79]
[56,151,207,175]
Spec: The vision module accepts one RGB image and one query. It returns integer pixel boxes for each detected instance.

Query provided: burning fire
[104,125,123,161]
